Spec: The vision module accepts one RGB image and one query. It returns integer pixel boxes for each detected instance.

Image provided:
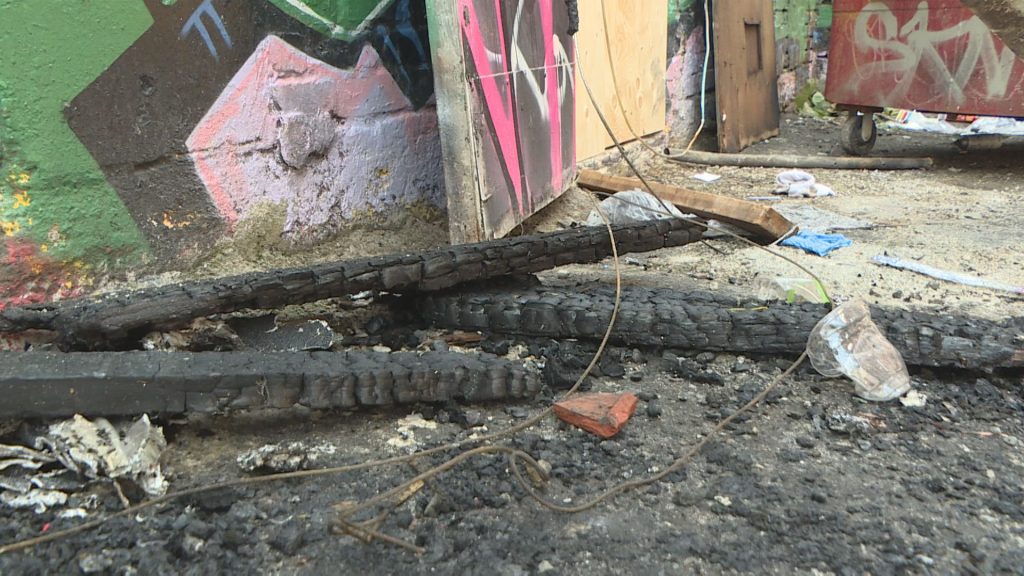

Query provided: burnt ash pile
[0,354,1021,574]
[0,220,1022,573]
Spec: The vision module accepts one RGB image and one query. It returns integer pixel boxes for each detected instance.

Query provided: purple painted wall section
[187,36,443,245]
[666,19,710,145]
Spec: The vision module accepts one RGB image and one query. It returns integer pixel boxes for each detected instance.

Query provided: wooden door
[713,0,780,152]
[427,0,576,244]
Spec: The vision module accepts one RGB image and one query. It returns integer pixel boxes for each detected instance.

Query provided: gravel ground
[1,348,1021,575]
[1,116,1022,574]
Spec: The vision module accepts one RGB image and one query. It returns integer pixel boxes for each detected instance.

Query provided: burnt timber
[419,284,1024,371]
[0,220,702,350]
[0,350,541,418]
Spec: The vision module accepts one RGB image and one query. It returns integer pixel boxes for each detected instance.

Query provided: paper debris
[237,441,338,473]
[692,172,721,183]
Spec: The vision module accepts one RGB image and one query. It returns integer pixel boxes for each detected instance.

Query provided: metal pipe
[662,149,933,170]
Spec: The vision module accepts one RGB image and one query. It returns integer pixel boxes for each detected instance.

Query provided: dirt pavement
[1,116,1022,574]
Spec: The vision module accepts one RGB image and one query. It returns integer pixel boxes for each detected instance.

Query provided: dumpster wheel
[841,112,877,156]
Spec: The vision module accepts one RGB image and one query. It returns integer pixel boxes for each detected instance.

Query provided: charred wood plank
[0,350,541,418]
[419,284,1024,371]
[0,220,703,350]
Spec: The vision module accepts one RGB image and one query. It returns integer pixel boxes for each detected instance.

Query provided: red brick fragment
[553,392,639,439]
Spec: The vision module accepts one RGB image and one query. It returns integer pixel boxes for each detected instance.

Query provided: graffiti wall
[666,0,834,136]
[665,1,710,145]
[0,0,440,309]
[826,0,1024,115]
[434,0,575,242]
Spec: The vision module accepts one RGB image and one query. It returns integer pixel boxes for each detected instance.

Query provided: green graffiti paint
[668,0,696,24]
[817,3,832,28]
[0,0,151,265]
[268,0,395,41]
[773,0,823,61]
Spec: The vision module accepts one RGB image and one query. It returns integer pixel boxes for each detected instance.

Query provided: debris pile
[0,415,166,514]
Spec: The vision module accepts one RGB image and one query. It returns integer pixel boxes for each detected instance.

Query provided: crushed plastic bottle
[753,277,831,304]
[805,299,911,402]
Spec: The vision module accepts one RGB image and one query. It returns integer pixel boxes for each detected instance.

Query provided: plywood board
[428,0,576,243]
[713,0,781,152]
[575,0,669,160]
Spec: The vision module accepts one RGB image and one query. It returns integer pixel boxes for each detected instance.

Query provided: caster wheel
[841,114,877,156]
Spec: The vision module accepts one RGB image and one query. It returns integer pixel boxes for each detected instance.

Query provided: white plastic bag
[585,189,691,226]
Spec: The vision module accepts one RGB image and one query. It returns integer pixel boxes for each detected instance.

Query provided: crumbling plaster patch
[187,35,444,243]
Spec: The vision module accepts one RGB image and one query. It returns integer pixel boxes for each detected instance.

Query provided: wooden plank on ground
[576,169,794,241]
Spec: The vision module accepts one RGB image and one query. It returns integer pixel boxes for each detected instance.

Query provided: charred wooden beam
[0,350,541,418]
[0,220,702,350]
[419,284,1024,371]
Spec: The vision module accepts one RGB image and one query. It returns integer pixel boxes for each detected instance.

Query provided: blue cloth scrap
[779,231,852,256]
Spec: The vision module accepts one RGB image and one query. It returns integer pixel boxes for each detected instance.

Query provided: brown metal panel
[712,0,781,152]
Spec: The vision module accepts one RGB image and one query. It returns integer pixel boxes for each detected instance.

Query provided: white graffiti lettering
[510,0,573,122]
[853,0,1017,104]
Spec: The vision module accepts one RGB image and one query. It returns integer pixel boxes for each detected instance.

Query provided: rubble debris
[142,318,242,352]
[0,219,702,351]
[553,392,639,439]
[0,350,542,418]
[577,170,794,241]
[387,414,438,449]
[806,300,912,402]
[1,489,67,513]
[692,172,721,183]
[237,441,338,473]
[1,415,167,513]
[872,254,1024,296]
[753,277,830,304]
[772,204,874,234]
[779,231,852,256]
[43,414,168,497]
[418,283,1024,371]
[773,170,835,198]
[900,390,928,408]
[228,315,334,352]
[819,410,874,436]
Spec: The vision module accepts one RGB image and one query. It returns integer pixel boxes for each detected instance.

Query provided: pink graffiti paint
[187,36,442,236]
[458,0,525,213]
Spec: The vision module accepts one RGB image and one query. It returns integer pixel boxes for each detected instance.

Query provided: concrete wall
[665,0,831,145]
[0,0,441,309]
[773,0,832,107]
[665,0,711,147]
